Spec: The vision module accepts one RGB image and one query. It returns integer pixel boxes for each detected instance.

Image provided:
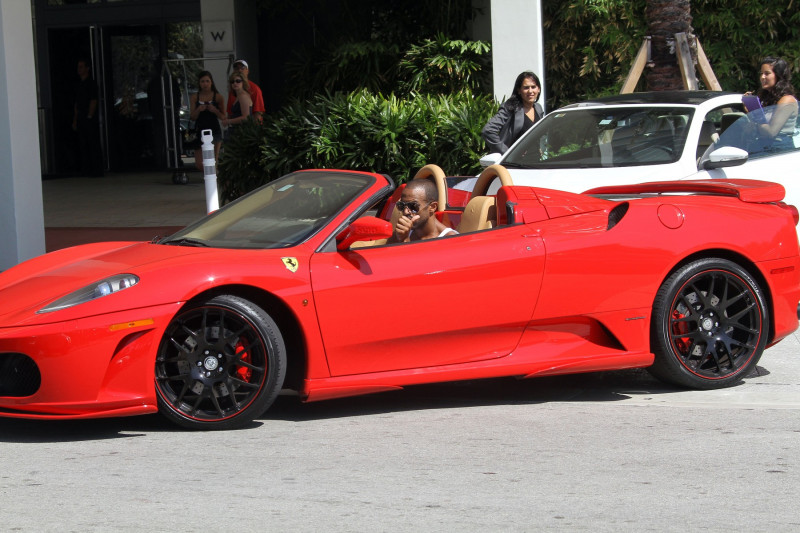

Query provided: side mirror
[702,146,749,170]
[336,217,393,251]
[479,153,502,168]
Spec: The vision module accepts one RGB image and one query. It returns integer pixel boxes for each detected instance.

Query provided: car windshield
[712,104,800,160]
[161,171,375,249]
[503,106,695,169]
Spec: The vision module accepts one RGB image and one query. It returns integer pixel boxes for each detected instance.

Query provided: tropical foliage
[217,89,495,203]
[543,0,646,108]
[694,0,800,92]
[543,0,800,107]
[397,34,491,95]
[260,0,480,97]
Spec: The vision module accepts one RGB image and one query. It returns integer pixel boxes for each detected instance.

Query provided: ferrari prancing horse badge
[281,257,299,273]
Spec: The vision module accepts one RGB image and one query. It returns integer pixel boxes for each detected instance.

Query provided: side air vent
[607,202,629,230]
[0,353,41,397]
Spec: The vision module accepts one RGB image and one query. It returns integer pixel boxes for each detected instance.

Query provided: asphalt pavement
[0,333,798,531]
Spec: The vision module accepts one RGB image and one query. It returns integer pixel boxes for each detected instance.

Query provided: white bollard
[200,129,220,213]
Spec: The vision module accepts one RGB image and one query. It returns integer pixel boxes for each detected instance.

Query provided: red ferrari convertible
[1,166,799,429]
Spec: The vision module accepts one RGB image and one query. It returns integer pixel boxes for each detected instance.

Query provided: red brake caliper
[671,309,691,354]
[234,339,252,382]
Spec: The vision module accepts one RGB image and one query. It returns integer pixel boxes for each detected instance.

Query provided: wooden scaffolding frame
[621,33,722,93]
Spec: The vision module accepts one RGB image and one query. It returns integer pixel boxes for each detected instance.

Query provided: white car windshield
[503,106,695,169]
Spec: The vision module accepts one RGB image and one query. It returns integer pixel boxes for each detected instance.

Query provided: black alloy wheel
[649,258,768,389]
[155,295,286,430]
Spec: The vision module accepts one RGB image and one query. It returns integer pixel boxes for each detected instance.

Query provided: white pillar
[487,0,546,111]
[0,0,44,271]
[200,0,239,100]
[200,0,260,104]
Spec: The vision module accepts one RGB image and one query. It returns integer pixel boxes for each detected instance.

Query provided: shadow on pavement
[262,368,678,422]
[0,414,173,443]
[0,365,767,442]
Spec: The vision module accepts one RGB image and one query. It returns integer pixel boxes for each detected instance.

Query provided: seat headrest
[720,112,746,133]
[699,120,717,138]
[457,196,496,234]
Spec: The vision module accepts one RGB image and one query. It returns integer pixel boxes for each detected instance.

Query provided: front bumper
[0,302,182,419]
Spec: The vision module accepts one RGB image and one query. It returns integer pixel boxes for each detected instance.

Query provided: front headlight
[37,274,140,314]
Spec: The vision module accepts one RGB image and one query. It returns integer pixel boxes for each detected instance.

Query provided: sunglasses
[395,200,429,214]
[231,79,243,84]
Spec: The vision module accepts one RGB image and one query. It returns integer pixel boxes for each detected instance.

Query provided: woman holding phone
[190,70,226,170]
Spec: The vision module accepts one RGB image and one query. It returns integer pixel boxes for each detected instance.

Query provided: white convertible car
[481,90,800,213]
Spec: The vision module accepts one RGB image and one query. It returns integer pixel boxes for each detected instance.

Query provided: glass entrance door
[100,25,162,170]
[47,26,104,176]
[44,21,201,175]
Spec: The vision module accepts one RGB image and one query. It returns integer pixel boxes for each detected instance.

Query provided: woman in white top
[748,56,798,152]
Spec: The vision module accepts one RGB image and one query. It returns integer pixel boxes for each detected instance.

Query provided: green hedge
[217,89,496,203]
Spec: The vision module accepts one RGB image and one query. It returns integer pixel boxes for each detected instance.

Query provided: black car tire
[155,295,286,430]
[649,258,768,389]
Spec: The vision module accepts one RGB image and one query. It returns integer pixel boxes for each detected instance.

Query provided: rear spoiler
[584,179,785,203]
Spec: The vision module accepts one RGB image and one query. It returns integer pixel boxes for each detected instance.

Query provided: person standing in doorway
[226,59,265,121]
[72,58,103,176]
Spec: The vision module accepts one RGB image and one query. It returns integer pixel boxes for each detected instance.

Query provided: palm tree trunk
[645,0,693,91]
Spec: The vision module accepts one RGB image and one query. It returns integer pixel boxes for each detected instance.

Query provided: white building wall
[199,0,259,101]
[0,0,44,271]
[200,0,236,97]
[486,0,546,110]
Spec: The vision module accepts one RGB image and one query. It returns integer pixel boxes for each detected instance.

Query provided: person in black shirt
[72,58,103,176]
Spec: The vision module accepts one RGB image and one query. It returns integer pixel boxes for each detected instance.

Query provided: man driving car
[387,179,458,243]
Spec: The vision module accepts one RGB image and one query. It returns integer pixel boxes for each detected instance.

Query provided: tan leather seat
[453,165,507,234]
[413,164,448,208]
[457,196,496,233]
[696,120,719,159]
[657,114,688,135]
[720,112,746,134]
[350,238,387,248]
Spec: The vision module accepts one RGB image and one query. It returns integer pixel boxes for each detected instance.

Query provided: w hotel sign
[203,21,234,52]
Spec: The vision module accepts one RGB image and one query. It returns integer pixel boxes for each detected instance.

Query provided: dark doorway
[47,27,99,175]
[37,1,202,176]
[102,25,162,171]
[47,25,166,174]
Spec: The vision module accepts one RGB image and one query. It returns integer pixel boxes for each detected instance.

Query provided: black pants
[76,118,104,176]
